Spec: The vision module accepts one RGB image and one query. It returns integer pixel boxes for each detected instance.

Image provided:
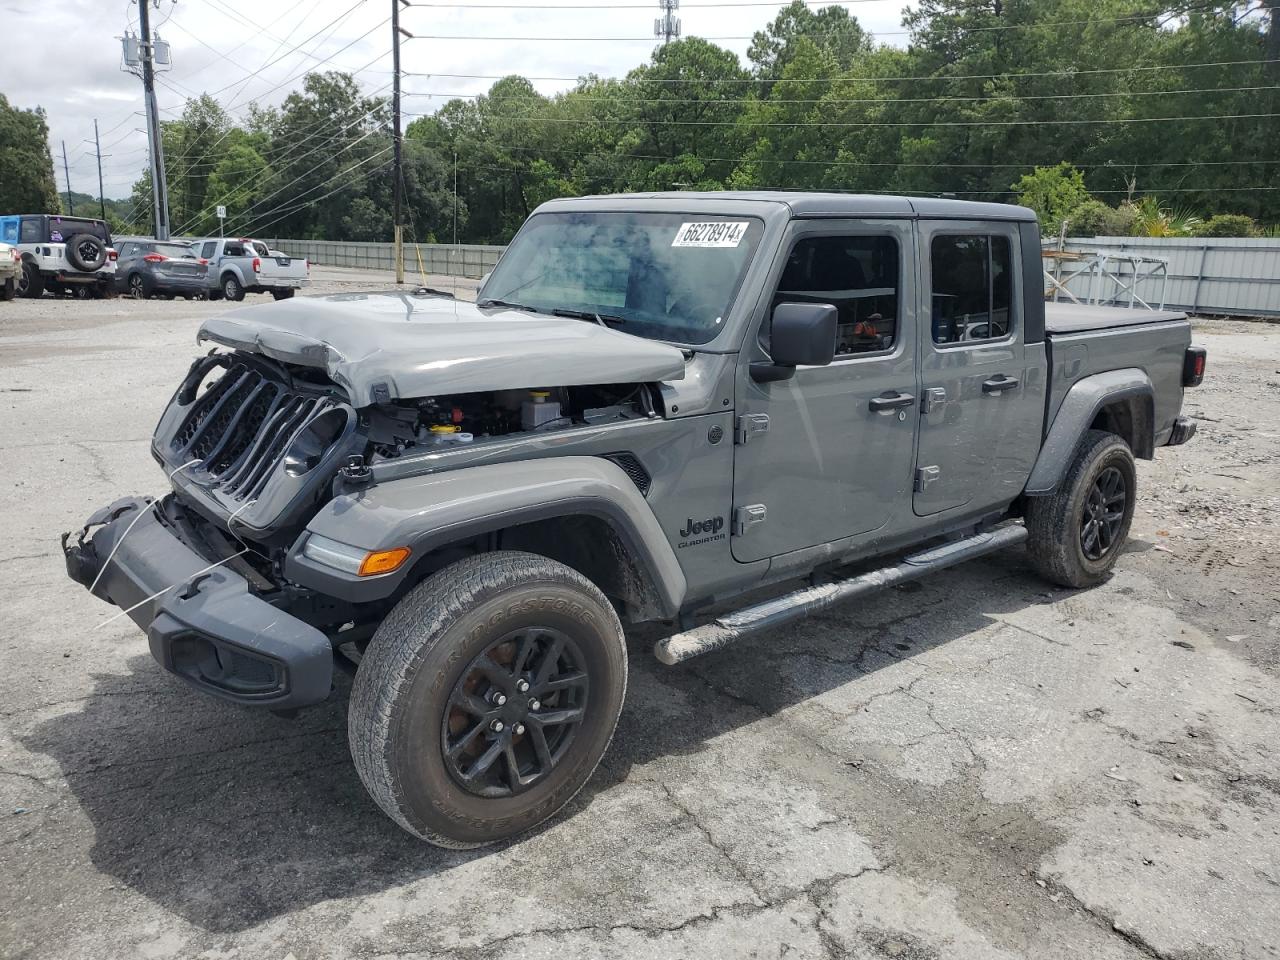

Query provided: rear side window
[775,235,900,356]
[200,241,216,259]
[19,219,41,243]
[225,242,247,257]
[930,235,1013,344]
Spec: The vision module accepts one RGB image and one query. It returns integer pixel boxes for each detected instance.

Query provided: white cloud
[5,0,912,199]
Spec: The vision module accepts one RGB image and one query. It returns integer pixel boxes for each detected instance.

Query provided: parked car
[189,237,309,301]
[65,192,1204,849]
[0,214,117,299]
[0,241,19,300]
[113,238,209,300]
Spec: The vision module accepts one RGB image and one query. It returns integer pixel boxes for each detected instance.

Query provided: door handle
[869,392,917,412]
[982,375,1020,395]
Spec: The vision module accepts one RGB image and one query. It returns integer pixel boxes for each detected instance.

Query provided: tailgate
[256,254,308,284]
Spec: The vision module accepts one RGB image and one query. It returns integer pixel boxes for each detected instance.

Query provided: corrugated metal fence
[258,235,1280,317]
[258,238,505,279]
[1057,237,1280,318]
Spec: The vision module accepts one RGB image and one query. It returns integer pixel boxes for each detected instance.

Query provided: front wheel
[1,277,14,301]
[1026,429,1137,588]
[348,551,628,848]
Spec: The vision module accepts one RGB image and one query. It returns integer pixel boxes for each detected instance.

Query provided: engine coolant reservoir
[521,390,563,431]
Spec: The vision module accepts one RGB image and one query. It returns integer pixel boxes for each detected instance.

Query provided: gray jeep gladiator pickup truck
[63,192,1205,847]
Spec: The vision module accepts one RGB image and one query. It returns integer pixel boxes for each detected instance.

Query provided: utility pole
[94,119,107,222]
[136,0,171,239]
[61,141,74,214]
[452,150,457,246]
[392,0,411,284]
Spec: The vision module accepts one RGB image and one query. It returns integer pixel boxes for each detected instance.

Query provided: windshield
[481,212,763,344]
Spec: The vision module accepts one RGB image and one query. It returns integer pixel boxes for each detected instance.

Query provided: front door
[732,220,919,563]
[913,221,1042,517]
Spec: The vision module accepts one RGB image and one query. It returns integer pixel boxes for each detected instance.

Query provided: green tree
[1013,164,1092,233]
[0,95,59,213]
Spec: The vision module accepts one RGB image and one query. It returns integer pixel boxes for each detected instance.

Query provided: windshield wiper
[476,297,542,312]
[550,308,627,327]
[413,285,456,299]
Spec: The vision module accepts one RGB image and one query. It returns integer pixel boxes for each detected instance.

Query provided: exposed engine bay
[365,382,659,462]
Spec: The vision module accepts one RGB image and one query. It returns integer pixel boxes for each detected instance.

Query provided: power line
[404,109,1280,127]
[402,82,1280,107]
[231,147,393,236]
[403,57,1279,85]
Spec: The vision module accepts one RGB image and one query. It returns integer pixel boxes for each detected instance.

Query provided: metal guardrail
[256,238,506,279]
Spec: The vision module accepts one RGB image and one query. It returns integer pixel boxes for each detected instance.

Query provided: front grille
[170,361,341,502]
[604,452,651,496]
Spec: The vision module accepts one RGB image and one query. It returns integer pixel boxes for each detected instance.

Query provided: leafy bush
[1130,197,1202,237]
[1063,199,1137,237]
[1190,214,1263,238]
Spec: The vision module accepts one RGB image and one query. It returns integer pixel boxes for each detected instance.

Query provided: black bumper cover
[63,496,333,709]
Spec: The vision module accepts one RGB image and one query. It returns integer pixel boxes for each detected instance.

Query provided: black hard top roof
[537,190,1036,222]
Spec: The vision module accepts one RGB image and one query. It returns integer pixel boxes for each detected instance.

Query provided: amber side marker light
[358,547,412,577]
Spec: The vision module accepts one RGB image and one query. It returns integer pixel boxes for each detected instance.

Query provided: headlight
[301,534,411,577]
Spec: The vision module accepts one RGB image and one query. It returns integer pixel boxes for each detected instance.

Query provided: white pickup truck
[190,237,310,301]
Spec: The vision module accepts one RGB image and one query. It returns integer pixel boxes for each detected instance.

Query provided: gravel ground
[0,287,1277,960]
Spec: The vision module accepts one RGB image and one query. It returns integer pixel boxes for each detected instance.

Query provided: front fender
[1025,368,1154,496]
[285,456,687,616]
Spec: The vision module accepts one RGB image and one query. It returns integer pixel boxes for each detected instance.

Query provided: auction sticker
[672,221,749,248]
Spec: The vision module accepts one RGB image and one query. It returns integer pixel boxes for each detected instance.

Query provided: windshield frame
[484,208,773,351]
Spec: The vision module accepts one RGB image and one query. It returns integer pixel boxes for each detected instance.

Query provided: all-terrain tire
[348,551,628,848]
[1026,429,1137,588]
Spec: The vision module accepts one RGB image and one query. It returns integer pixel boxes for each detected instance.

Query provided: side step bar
[654,524,1028,665]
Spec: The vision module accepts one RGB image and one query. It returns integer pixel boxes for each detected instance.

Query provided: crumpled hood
[197,291,688,405]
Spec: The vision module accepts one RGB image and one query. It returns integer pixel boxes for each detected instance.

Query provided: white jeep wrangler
[0,214,118,299]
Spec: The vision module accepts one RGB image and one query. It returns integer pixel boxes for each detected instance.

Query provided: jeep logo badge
[677,516,726,549]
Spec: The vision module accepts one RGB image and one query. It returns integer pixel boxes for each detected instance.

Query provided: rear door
[732,219,919,563]
[913,221,1042,517]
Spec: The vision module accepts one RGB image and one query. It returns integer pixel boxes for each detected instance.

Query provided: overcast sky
[1,0,914,200]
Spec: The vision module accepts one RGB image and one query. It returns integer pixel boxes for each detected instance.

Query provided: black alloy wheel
[128,274,146,298]
[1080,466,1126,561]
[442,627,589,798]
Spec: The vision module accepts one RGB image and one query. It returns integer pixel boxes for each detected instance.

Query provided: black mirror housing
[770,302,838,368]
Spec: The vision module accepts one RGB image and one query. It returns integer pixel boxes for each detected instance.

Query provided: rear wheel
[221,274,245,301]
[71,284,92,300]
[271,288,295,301]
[349,551,627,848]
[1026,430,1137,588]
[18,264,44,299]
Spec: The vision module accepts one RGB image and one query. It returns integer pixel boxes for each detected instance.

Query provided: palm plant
[1129,197,1202,237]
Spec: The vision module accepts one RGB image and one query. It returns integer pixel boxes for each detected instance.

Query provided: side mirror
[478,271,492,295]
[751,302,837,382]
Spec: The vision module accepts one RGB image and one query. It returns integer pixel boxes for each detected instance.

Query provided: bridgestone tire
[18,263,43,299]
[1,277,14,301]
[348,551,628,848]
[1026,429,1137,589]
[65,233,107,272]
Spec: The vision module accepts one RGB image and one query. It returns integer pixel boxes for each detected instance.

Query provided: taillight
[143,253,166,263]
[107,248,118,261]
[252,257,261,274]
[198,257,208,265]
[1183,346,1206,387]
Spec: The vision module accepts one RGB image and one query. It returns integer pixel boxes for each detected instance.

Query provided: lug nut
[490,719,504,733]
[529,699,541,711]
[516,679,530,693]
[490,692,508,706]
[514,723,526,735]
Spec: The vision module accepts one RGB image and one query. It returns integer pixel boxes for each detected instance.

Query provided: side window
[0,220,16,244]
[930,234,1013,344]
[774,235,900,356]
[225,242,245,257]
[201,241,216,259]
[121,243,139,258]
[19,218,41,243]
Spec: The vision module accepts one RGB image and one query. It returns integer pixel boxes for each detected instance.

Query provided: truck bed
[1043,302,1192,448]
[1045,302,1186,334]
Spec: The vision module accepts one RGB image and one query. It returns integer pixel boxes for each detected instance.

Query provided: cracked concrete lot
[1,287,1278,960]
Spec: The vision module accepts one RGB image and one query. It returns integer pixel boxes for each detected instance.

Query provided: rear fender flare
[286,456,687,619]
[1025,368,1154,496]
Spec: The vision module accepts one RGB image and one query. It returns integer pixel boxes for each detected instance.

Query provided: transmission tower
[654,0,680,44]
